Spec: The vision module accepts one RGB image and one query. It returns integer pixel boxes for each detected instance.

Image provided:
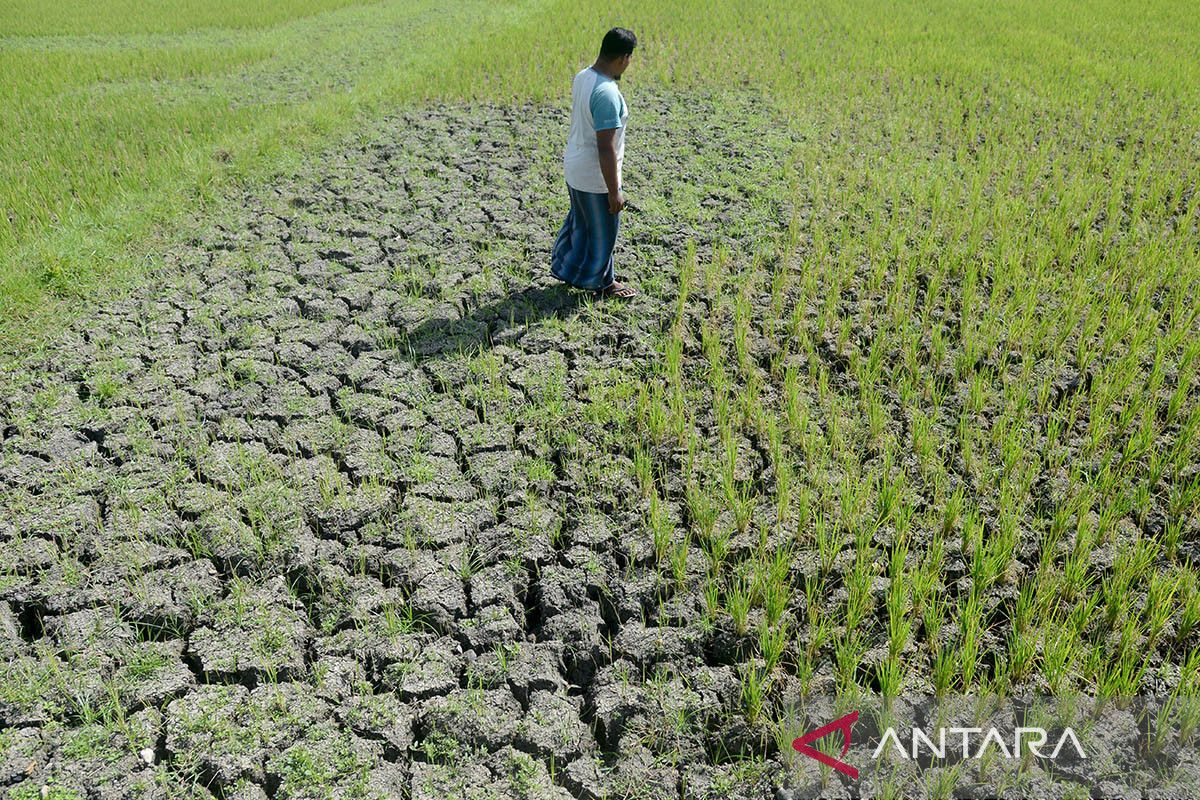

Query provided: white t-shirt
[563,66,628,194]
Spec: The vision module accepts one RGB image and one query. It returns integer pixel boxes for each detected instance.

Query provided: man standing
[551,28,637,299]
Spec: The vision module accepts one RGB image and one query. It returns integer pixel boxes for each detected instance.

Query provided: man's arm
[596,128,625,214]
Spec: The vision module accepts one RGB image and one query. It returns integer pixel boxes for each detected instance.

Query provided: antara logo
[792,710,1086,779]
[873,726,1087,760]
[792,711,860,779]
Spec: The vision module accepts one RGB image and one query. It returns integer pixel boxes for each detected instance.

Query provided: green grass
[0,0,559,340]
[8,0,1197,348]
[0,0,368,35]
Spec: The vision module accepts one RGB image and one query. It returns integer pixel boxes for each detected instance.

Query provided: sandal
[596,280,638,299]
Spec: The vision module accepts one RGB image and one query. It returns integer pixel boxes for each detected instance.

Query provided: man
[550,27,637,299]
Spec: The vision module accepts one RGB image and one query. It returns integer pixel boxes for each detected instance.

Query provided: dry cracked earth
[0,93,801,799]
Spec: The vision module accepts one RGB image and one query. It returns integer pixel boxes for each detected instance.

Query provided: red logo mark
[792,710,859,779]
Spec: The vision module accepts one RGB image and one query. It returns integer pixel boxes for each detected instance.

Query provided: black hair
[599,27,637,59]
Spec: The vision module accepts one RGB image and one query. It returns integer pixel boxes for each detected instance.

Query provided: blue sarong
[550,184,619,291]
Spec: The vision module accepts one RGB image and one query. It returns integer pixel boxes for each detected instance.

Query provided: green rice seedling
[739,372,767,436]
[670,536,690,592]
[674,240,697,320]
[687,480,725,565]
[726,568,753,637]
[836,316,853,359]
[957,594,985,689]
[814,514,844,577]
[838,473,864,531]
[914,420,949,492]
[927,764,965,800]
[844,556,874,633]
[703,576,722,622]
[648,490,675,566]
[834,631,866,692]
[853,513,881,569]
[773,456,795,528]
[1165,489,1199,560]
[1150,693,1200,757]
[701,316,725,384]
[740,661,769,726]
[379,603,432,637]
[1103,537,1158,628]
[663,333,684,394]
[665,385,691,446]
[702,244,729,301]
[1005,620,1039,688]
[761,547,793,627]
[1096,617,1148,700]
[876,654,904,696]
[783,367,811,449]
[802,575,830,653]
[1144,571,1183,649]
[865,391,888,446]
[733,290,754,379]
[1042,623,1080,695]
[941,485,965,539]
[909,541,941,622]
[1177,575,1200,644]
[874,767,911,800]
[1046,493,1083,553]
[922,586,947,651]
[803,723,852,791]
[457,543,486,582]
[1182,651,1200,696]
[931,643,955,696]
[1166,372,1194,426]
[956,410,979,478]
[547,514,566,550]
[768,275,788,340]
[633,381,672,443]
[759,616,789,673]
[1177,693,1200,747]
[886,567,911,661]
[724,478,756,538]
[525,455,556,489]
[759,577,791,639]
[632,442,654,500]
[1059,523,1096,605]
[712,387,734,439]
[875,464,905,530]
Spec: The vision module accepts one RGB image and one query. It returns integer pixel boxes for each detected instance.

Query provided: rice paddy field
[2,1,1199,798]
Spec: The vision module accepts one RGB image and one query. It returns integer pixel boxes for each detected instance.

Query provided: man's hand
[596,128,623,214]
[608,190,626,215]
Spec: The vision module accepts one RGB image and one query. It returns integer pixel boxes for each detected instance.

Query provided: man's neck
[592,60,616,78]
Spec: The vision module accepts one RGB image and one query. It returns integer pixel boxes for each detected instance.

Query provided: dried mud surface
[0,92,801,799]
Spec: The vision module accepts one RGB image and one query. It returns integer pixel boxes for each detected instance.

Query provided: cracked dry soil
[0,92,799,799]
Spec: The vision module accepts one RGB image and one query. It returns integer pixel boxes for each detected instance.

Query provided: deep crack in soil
[9,84,1195,799]
[0,92,797,799]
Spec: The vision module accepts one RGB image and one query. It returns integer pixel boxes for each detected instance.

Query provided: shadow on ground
[403,282,586,357]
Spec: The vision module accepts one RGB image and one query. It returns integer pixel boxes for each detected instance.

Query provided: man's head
[597,27,636,79]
